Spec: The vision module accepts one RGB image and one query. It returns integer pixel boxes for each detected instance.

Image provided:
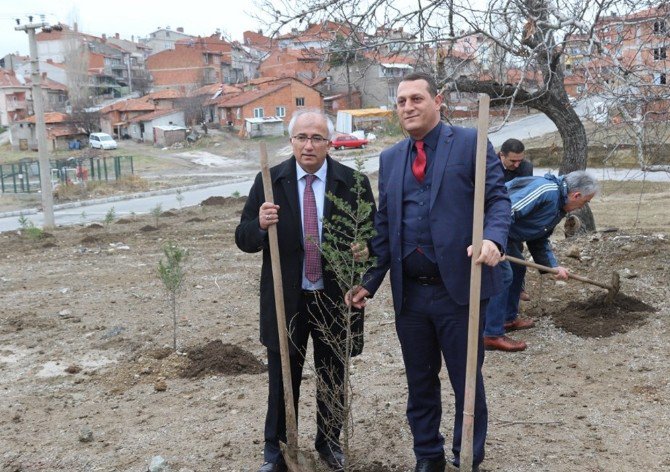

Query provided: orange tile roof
[100,98,156,114]
[192,83,242,97]
[243,30,273,49]
[175,35,232,55]
[0,69,27,88]
[128,108,181,123]
[47,124,86,139]
[144,89,185,100]
[21,112,70,124]
[217,82,289,107]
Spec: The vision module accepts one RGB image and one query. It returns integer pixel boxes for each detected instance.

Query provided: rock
[154,379,167,392]
[620,268,638,279]
[65,364,82,374]
[563,215,583,238]
[101,326,126,339]
[148,455,170,472]
[566,245,581,260]
[58,309,72,317]
[78,427,94,443]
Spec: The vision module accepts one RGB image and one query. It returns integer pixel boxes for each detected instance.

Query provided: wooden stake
[460,93,491,472]
[259,143,301,468]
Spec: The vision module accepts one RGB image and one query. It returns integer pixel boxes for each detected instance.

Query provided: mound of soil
[115,218,134,224]
[548,293,657,338]
[140,224,158,232]
[160,210,177,217]
[80,235,99,244]
[181,339,266,378]
[200,196,227,206]
[185,217,206,223]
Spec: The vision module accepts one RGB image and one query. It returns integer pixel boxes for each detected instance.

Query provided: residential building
[0,69,29,126]
[0,69,68,126]
[215,77,322,130]
[327,55,415,109]
[258,48,324,82]
[34,23,144,99]
[564,3,670,104]
[10,112,86,151]
[146,42,225,92]
[126,108,186,143]
[98,98,157,137]
[140,27,195,54]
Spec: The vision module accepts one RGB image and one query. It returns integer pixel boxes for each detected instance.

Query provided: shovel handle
[504,255,613,291]
[260,143,299,452]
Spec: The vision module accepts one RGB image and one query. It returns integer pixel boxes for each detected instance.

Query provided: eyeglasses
[292,135,329,145]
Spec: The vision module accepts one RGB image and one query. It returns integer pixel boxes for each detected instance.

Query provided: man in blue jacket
[483,171,599,351]
[349,72,510,472]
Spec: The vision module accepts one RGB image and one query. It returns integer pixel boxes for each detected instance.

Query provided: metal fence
[0,156,134,193]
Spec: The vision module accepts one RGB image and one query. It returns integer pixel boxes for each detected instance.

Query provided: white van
[89,132,118,150]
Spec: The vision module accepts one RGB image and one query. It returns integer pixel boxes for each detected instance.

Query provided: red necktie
[303,174,322,283]
[412,140,426,182]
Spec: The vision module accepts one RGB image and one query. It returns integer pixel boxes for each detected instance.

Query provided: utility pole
[15,15,55,229]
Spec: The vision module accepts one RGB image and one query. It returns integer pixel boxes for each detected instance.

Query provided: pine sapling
[157,242,188,351]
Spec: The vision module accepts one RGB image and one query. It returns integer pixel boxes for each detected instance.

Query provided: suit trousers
[396,278,488,466]
[263,291,344,464]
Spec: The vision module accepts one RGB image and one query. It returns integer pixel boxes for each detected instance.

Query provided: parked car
[331,134,368,150]
[89,132,118,150]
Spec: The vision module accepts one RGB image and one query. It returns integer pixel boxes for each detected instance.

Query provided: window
[388,84,397,103]
[654,20,667,34]
[653,47,667,61]
[275,106,286,117]
[295,97,305,107]
[254,107,264,118]
[653,72,667,85]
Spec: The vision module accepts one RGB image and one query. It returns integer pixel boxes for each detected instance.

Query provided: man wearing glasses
[236,109,376,472]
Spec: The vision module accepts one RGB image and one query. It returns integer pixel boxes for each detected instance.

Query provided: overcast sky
[0,0,266,57]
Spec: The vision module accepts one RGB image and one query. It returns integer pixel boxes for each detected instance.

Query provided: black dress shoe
[450,461,480,472]
[319,449,345,471]
[415,457,446,472]
[258,462,287,472]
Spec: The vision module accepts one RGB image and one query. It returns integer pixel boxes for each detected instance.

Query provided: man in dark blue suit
[349,72,510,471]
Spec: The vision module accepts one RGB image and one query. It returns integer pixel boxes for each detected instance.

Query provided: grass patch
[54,175,151,202]
[598,180,670,196]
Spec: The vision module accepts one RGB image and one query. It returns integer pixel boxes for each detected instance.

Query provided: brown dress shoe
[504,317,536,331]
[484,335,527,352]
[520,290,531,301]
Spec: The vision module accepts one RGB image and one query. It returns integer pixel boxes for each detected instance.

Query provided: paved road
[2,107,669,233]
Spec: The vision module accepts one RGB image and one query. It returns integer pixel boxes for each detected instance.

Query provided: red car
[331,134,368,150]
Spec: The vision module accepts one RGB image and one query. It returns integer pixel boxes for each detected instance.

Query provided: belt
[302,289,324,296]
[408,275,442,286]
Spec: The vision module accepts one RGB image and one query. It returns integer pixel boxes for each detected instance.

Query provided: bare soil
[1,179,669,471]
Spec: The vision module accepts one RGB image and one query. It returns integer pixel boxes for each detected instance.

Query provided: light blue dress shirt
[296,160,327,290]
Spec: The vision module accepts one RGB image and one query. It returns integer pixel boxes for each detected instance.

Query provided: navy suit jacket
[363,124,511,312]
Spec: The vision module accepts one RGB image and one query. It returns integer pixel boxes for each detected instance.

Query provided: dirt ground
[1,168,670,471]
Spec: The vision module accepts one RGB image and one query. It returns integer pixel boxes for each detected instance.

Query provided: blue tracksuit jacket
[506,173,568,267]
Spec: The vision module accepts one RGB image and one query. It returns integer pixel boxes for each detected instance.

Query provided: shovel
[260,143,314,472]
[504,255,621,304]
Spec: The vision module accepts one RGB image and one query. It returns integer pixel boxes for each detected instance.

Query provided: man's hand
[554,266,569,280]
[259,202,280,230]
[345,285,370,309]
[351,243,369,262]
[467,240,502,267]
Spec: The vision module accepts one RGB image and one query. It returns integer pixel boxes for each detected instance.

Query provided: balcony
[5,100,27,111]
